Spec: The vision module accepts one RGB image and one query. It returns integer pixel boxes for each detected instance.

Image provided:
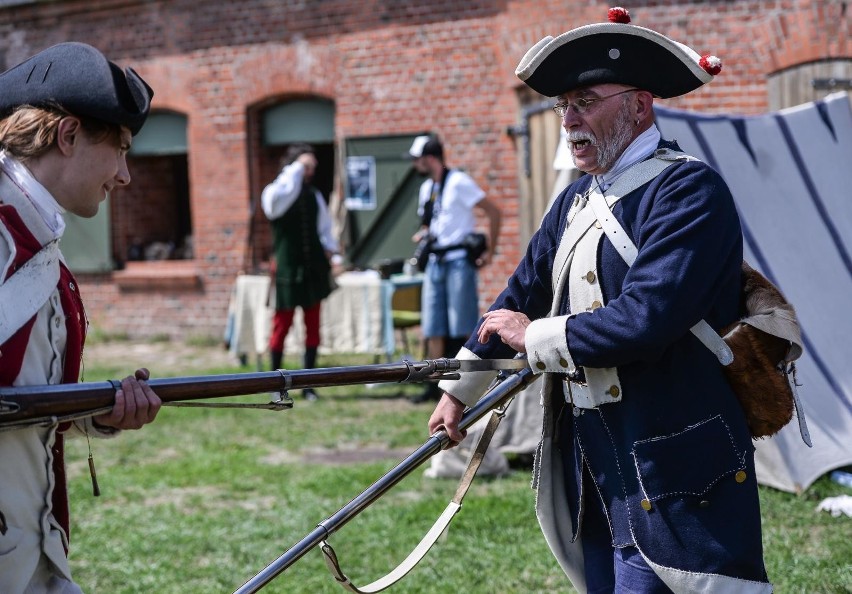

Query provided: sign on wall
[344,155,377,210]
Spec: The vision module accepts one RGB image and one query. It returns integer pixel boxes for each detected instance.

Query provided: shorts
[421,256,479,338]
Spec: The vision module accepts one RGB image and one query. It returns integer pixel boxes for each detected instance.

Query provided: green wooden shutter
[343,134,425,269]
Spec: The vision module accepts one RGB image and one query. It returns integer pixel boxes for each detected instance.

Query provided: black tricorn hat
[0,42,154,135]
[515,8,721,99]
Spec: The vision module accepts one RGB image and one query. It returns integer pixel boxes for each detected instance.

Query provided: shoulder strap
[0,240,61,345]
[551,154,681,314]
[586,151,734,366]
[422,168,451,229]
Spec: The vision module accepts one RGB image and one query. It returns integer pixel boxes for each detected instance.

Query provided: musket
[0,358,520,429]
[233,361,536,594]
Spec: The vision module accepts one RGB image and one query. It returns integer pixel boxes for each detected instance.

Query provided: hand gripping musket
[233,357,535,594]
[0,358,521,430]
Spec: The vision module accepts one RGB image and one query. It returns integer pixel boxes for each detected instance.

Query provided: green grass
[63,352,851,593]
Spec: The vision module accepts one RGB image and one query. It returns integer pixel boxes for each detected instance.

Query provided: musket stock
[0,358,468,429]
[233,364,535,594]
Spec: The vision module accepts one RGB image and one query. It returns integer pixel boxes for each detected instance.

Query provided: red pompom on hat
[699,54,723,75]
[608,7,631,24]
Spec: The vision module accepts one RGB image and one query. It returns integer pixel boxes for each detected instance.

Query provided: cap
[515,7,721,99]
[0,42,154,135]
[408,135,443,159]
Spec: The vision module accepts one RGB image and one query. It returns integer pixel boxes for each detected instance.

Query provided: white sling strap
[587,182,734,366]
[0,240,61,345]
[320,402,511,593]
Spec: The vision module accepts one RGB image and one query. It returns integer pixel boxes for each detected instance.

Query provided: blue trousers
[582,486,673,594]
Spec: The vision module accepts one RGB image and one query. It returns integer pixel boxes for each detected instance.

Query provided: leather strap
[789,364,812,447]
[320,400,512,593]
[0,239,60,345]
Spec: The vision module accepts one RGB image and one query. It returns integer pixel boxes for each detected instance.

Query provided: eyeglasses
[552,88,638,117]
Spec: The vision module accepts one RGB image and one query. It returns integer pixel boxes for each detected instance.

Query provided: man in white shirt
[408,135,501,403]
[261,143,340,400]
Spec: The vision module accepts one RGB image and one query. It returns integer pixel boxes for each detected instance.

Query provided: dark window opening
[113,154,193,267]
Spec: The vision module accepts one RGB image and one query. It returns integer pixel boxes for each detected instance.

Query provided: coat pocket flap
[632,415,744,500]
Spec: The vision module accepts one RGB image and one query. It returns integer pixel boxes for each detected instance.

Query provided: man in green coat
[261,143,339,399]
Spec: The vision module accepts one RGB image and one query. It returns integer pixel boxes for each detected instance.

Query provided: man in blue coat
[428,7,771,593]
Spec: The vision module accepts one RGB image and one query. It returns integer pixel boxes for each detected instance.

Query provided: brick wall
[1,0,845,340]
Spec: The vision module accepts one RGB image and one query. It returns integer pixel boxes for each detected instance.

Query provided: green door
[343,134,425,269]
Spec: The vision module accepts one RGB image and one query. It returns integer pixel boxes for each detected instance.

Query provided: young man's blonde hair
[0,104,121,161]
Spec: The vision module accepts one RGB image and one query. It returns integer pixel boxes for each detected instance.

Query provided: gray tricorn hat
[515,7,721,98]
[0,42,153,135]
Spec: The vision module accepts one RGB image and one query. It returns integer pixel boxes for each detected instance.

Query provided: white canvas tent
[654,92,852,492]
[428,92,852,494]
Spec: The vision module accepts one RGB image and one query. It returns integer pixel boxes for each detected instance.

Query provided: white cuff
[525,316,576,375]
[437,347,498,408]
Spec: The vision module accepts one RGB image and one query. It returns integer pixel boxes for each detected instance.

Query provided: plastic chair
[391,284,422,358]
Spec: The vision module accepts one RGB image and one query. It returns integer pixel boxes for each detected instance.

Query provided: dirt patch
[83,340,240,376]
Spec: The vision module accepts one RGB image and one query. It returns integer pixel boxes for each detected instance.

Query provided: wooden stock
[0,359,462,427]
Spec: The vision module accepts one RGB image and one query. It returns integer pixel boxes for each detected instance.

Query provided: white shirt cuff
[437,346,498,408]
[524,316,577,375]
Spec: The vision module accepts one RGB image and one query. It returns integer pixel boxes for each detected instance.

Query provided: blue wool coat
[456,143,769,591]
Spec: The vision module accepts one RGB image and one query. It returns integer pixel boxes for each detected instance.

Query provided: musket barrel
[0,359,463,426]
[233,366,534,594]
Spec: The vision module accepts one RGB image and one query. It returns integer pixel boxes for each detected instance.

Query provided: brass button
[699,500,710,508]
[69,282,76,291]
[591,300,602,310]
[584,271,596,283]
[640,499,652,511]
[735,470,747,483]
[536,361,546,371]
[559,357,569,368]
[594,221,602,229]
[607,385,620,397]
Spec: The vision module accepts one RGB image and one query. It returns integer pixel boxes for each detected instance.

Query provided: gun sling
[320,397,513,593]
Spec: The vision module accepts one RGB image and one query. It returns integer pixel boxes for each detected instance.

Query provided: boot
[270,350,283,371]
[302,347,319,401]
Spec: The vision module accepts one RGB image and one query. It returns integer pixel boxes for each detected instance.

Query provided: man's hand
[477,308,531,352]
[94,368,162,430]
[428,393,467,448]
[296,152,318,177]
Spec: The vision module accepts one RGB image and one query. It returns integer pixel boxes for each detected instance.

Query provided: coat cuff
[437,346,498,408]
[525,316,577,375]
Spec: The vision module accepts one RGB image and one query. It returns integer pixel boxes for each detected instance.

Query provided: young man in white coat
[0,42,162,593]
